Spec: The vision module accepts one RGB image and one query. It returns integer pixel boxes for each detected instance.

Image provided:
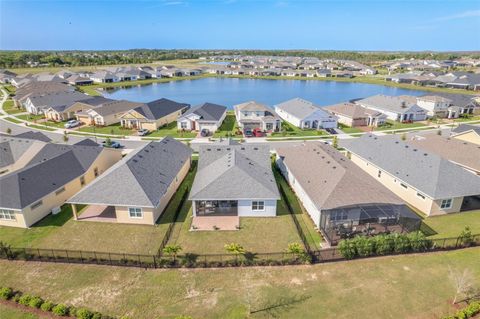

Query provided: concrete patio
[77,205,118,223]
[191,215,240,231]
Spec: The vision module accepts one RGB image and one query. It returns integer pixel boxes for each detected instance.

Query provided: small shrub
[338,238,357,259]
[41,300,54,312]
[459,226,474,247]
[0,287,13,300]
[52,304,69,316]
[18,294,32,306]
[6,127,11,134]
[91,312,103,319]
[353,236,375,257]
[28,296,44,308]
[12,293,21,303]
[76,308,94,319]
[374,235,394,255]
[393,234,411,253]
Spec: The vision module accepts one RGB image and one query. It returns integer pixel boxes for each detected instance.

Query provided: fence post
[109,253,112,265]
[80,251,84,263]
[51,249,56,263]
[153,255,157,269]
[65,250,69,263]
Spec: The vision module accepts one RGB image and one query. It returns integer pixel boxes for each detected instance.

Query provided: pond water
[101,77,427,108]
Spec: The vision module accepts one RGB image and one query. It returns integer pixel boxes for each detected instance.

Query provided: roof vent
[424,153,428,156]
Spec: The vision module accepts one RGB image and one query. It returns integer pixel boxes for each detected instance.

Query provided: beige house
[324,102,387,127]
[0,138,122,228]
[68,137,192,225]
[345,135,480,216]
[451,124,480,145]
[233,101,281,132]
[43,96,113,122]
[120,98,190,131]
[76,100,144,126]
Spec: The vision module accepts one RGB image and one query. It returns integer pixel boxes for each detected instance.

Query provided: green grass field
[421,210,480,239]
[213,113,240,138]
[0,304,38,319]
[374,120,427,131]
[0,247,478,318]
[2,99,23,114]
[338,123,364,134]
[271,121,327,137]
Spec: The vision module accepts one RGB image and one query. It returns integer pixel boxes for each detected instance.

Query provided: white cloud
[434,10,480,22]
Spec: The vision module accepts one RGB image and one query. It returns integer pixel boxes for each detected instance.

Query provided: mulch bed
[0,299,59,318]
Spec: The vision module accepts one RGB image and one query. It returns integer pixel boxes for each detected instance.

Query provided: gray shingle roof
[189,145,280,200]
[13,131,52,142]
[276,142,406,210]
[29,91,93,112]
[275,98,332,119]
[0,144,103,209]
[182,103,227,122]
[0,136,44,169]
[452,124,480,135]
[90,100,145,117]
[134,98,190,120]
[356,94,425,114]
[344,134,480,199]
[68,137,192,208]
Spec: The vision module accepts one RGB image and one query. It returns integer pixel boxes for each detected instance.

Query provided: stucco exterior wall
[237,199,277,217]
[453,132,480,145]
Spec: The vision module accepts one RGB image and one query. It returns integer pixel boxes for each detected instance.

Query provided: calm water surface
[101,77,427,108]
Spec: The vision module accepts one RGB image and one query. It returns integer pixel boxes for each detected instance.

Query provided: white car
[64,120,81,129]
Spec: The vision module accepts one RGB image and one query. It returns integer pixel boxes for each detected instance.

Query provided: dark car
[326,128,338,134]
[102,140,121,148]
[200,128,210,137]
[244,128,253,137]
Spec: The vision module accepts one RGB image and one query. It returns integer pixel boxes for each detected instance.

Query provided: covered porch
[193,200,238,216]
[72,204,118,223]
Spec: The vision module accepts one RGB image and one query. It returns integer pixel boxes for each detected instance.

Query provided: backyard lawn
[147,122,196,138]
[0,304,38,319]
[2,99,23,114]
[271,121,328,137]
[0,247,478,318]
[0,164,197,255]
[421,210,480,239]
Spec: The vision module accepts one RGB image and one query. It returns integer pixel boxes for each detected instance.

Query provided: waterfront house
[43,96,112,122]
[68,137,192,225]
[344,134,480,216]
[177,102,227,133]
[75,100,144,126]
[0,137,122,228]
[233,101,281,132]
[189,144,280,230]
[274,98,338,129]
[324,102,387,127]
[120,98,190,131]
[25,91,92,115]
[275,142,421,246]
[355,94,428,122]
[90,71,119,83]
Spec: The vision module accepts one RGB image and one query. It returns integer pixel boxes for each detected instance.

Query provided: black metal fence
[1,234,478,269]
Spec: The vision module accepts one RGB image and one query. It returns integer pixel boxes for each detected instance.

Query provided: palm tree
[224,243,245,262]
[162,244,182,262]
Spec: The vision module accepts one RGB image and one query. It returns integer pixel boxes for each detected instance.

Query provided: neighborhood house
[233,101,281,132]
[177,102,227,133]
[355,95,428,122]
[274,98,338,129]
[324,102,387,127]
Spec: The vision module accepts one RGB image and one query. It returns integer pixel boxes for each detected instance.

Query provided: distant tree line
[0,49,479,69]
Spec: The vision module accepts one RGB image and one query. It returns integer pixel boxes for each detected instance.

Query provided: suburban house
[13,82,74,108]
[24,91,92,115]
[274,98,338,129]
[75,100,144,126]
[408,134,480,175]
[324,102,387,127]
[120,98,190,131]
[189,144,280,230]
[416,93,479,118]
[43,96,112,122]
[233,101,282,132]
[415,95,452,118]
[355,94,428,122]
[177,102,227,133]
[275,142,421,246]
[90,71,119,83]
[344,134,480,216]
[68,137,192,225]
[0,137,122,228]
[451,124,480,145]
[67,75,93,86]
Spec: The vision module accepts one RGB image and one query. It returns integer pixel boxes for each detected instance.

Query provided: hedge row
[443,301,480,319]
[0,287,120,319]
[338,232,433,259]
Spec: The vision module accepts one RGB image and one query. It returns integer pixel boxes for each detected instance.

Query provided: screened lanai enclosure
[319,204,422,246]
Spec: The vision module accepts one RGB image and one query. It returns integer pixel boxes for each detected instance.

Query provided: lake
[101,77,427,108]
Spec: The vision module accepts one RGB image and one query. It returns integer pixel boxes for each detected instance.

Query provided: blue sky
[1,0,479,51]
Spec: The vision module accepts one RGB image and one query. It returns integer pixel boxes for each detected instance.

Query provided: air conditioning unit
[51,207,61,215]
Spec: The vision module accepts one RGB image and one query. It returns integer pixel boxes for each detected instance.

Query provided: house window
[266,123,273,130]
[180,121,187,129]
[377,170,382,178]
[252,201,265,211]
[440,199,453,209]
[30,200,43,210]
[129,207,143,218]
[417,192,426,200]
[94,167,99,177]
[80,176,85,186]
[0,209,16,221]
[55,187,66,195]
[400,183,408,189]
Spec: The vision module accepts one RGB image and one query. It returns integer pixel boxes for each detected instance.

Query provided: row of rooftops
[386,71,480,89]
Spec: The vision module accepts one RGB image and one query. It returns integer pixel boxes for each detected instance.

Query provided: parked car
[253,128,264,137]
[244,128,253,137]
[200,128,210,137]
[326,128,338,134]
[137,129,149,136]
[64,120,81,129]
[102,140,121,149]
